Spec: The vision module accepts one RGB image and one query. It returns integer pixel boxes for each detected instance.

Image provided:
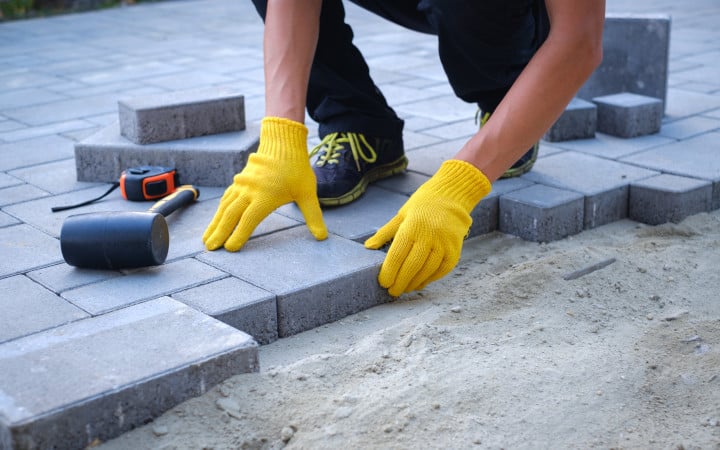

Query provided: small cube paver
[118,88,245,144]
[544,97,597,142]
[578,14,671,110]
[0,297,258,450]
[593,92,663,138]
[172,277,279,345]
[629,174,712,225]
[74,121,260,187]
[499,184,584,243]
[470,177,535,238]
[198,227,391,337]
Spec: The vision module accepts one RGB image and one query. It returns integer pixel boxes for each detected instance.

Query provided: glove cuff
[258,117,309,160]
[432,160,492,212]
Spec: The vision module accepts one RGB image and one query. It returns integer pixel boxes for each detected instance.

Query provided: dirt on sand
[101,210,720,450]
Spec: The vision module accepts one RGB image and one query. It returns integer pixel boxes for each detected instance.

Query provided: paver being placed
[74,121,260,187]
[118,88,245,144]
[593,92,663,138]
[0,297,259,450]
[172,276,278,344]
[523,152,659,229]
[629,174,712,225]
[578,13,671,110]
[198,227,390,337]
[544,97,597,142]
[470,177,536,238]
[499,184,585,243]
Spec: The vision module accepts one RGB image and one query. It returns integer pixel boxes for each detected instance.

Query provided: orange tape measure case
[120,166,179,201]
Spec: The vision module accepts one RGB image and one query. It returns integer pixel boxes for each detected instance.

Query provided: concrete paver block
[0,224,62,277]
[0,275,88,344]
[470,177,535,238]
[74,121,260,187]
[578,13,671,110]
[172,277,279,345]
[118,88,245,144]
[629,174,712,225]
[0,297,258,450]
[499,184,584,243]
[62,259,227,315]
[523,152,659,229]
[593,92,663,138]
[544,97,597,142]
[198,227,391,337]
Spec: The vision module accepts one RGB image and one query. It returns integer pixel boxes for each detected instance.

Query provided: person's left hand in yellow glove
[203,117,327,252]
[364,159,492,297]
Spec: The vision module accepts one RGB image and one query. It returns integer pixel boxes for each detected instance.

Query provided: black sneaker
[309,132,408,206]
[476,111,539,179]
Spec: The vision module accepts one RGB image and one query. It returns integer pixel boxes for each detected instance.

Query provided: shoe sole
[500,142,539,179]
[318,155,409,207]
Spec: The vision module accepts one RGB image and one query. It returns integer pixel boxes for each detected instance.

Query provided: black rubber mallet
[60,185,200,269]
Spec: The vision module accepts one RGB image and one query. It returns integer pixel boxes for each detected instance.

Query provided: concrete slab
[0,297,258,450]
[118,88,245,144]
[523,152,658,229]
[550,132,673,160]
[499,184,585,243]
[172,277,278,344]
[61,259,227,315]
[0,183,49,207]
[0,135,76,171]
[74,121,260,187]
[629,174,712,225]
[0,275,88,344]
[544,97,597,142]
[198,227,390,337]
[0,224,62,277]
[27,263,121,293]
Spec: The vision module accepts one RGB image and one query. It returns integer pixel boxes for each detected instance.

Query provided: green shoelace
[309,132,378,172]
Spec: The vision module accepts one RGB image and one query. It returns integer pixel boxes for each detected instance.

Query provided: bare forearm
[455,0,605,181]
[263,0,322,122]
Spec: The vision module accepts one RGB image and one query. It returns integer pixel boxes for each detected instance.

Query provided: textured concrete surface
[594,92,664,138]
[1,0,720,447]
[544,97,597,142]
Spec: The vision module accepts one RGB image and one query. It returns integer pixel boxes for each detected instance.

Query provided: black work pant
[251,0,549,140]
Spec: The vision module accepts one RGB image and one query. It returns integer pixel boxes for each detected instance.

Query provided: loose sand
[102,210,720,449]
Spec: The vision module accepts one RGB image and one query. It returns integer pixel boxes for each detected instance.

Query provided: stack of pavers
[3,12,720,450]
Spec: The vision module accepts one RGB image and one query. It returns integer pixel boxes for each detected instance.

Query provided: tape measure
[120,166,179,201]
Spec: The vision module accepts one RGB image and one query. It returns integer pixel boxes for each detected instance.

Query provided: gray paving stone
[499,184,585,243]
[74,121,260,187]
[62,259,227,315]
[593,93,663,138]
[578,13,671,110]
[470,177,536,238]
[172,277,278,344]
[27,263,121,294]
[396,95,475,123]
[0,183,50,207]
[0,87,68,109]
[2,93,123,126]
[664,87,720,120]
[0,172,22,189]
[523,152,659,229]
[0,119,95,143]
[629,174,712,225]
[621,132,720,208]
[0,297,258,450]
[374,170,430,196]
[0,134,76,171]
[0,211,20,229]
[658,115,720,140]
[118,88,245,145]
[549,132,673,160]
[198,227,390,337]
[0,224,62,277]
[544,98,597,142]
[405,137,464,176]
[278,186,408,242]
[8,159,101,195]
[0,275,88,344]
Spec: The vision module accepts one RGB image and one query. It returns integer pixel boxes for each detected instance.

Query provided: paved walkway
[2,0,720,448]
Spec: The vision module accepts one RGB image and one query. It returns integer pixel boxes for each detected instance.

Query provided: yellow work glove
[203,117,328,251]
[364,159,491,297]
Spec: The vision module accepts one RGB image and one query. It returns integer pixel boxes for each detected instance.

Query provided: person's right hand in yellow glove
[203,116,328,252]
[364,159,491,297]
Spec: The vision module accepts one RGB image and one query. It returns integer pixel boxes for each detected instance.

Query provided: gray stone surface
[198,227,391,337]
[74,121,260,187]
[172,277,279,344]
[593,92,663,138]
[0,275,88,344]
[544,97,597,142]
[499,185,584,243]
[523,152,658,229]
[0,297,258,450]
[578,13,671,110]
[470,177,535,238]
[629,174,712,225]
[27,263,121,293]
[0,224,62,277]
[118,88,245,144]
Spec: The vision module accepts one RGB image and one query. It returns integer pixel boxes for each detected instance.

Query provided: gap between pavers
[0,297,258,450]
